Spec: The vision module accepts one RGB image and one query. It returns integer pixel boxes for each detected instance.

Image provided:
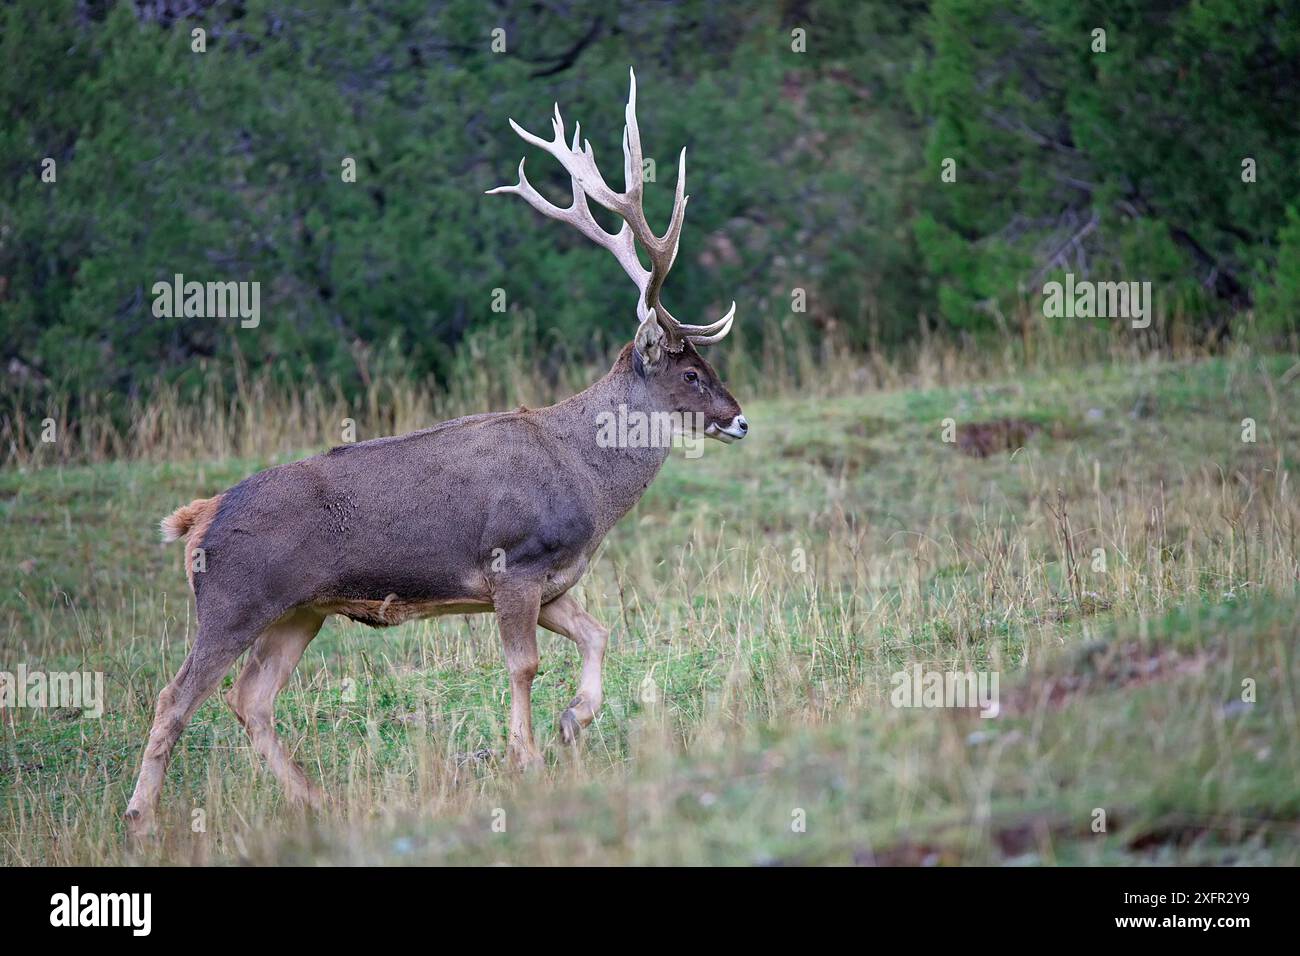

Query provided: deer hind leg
[225,608,325,808]
[539,592,609,745]
[125,622,258,837]
[494,583,544,770]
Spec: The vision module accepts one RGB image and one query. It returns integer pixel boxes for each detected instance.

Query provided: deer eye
[683,370,699,384]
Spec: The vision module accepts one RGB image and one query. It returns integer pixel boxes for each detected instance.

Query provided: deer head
[487,68,747,443]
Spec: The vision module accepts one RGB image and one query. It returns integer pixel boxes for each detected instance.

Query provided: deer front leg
[538,592,609,745]
[494,583,545,770]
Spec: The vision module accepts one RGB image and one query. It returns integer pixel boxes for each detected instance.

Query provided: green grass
[256,596,1297,866]
[1,351,1298,864]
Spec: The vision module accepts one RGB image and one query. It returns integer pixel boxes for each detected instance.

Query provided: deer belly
[318,596,492,627]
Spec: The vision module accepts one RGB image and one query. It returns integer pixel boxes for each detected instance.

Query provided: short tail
[159,496,223,543]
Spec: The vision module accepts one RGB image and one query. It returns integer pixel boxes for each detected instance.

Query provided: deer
[124,69,747,836]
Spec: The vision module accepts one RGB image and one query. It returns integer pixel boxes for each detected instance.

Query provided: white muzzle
[706,415,748,443]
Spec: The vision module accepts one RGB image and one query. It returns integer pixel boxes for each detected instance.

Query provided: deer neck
[538,344,671,528]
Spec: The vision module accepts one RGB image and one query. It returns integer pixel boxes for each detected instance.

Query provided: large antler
[486,68,735,350]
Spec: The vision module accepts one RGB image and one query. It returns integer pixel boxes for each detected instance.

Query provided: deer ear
[634,311,667,369]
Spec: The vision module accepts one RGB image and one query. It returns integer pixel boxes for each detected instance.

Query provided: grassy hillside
[2,351,1297,864]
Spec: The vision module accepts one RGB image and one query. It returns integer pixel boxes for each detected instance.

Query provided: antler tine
[622,68,644,200]
[679,301,736,344]
[619,68,689,338]
[487,67,736,347]
[661,148,687,271]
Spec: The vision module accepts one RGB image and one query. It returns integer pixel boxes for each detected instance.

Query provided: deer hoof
[559,709,581,745]
[291,786,324,813]
[123,807,156,839]
[507,743,544,772]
